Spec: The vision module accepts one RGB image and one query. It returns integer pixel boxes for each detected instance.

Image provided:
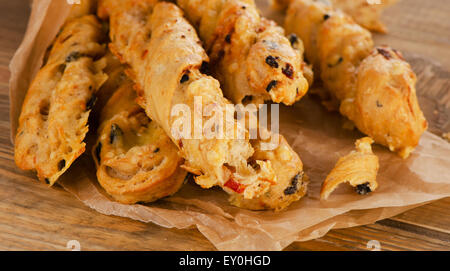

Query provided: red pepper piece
[224,179,246,194]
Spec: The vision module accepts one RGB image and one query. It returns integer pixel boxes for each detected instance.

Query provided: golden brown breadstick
[98,0,308,209]
[93,73,186,204]
[279,0,427,158]
[14,15,107,185]
[329,0,397,33]
[176,0,311,105]
[99,0,279,200]
[275,0,396,33]
[320,137,379,200]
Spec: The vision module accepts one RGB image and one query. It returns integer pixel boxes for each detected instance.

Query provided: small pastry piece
[14,15,107,185]
[93,78,186,204]
[176,0,311,105]
[329,0,397,33]
[320,137,379,200]
[99,0,279,200]
[280,0,427,158]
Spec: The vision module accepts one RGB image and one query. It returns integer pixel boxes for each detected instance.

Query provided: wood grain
[0,0,449,251]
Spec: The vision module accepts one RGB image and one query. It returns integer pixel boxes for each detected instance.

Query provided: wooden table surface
[1,0,449,251]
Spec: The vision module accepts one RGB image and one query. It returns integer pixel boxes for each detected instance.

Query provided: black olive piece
[44,178,50,184]
[265,56,279,68]
[154,147,160,153]
[200,61,210,74]
[58,159,66,171]
[284,172,303,195]
[109,124,123,144]
[282,63,294,79]
[225,34,231,43]
[86,95,97,111]
[266,80,278,92]
[65,51,82,62]
[324,14,330,21]
[95,142,102,163]
[242,95,253,104]
[355,182,372,195]
[180,73,190,83]
[288,33,298,47]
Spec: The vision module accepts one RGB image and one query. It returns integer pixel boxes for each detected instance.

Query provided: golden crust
[320,137,379,200]
[283,0,427,158]
[99,0,280,200]
[177,0,310,105]
[93,80,186,204]
[14,15,107,185]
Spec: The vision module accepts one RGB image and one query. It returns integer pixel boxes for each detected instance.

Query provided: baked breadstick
[279,0,427,158]
[275,0,396,33]
[15,15,107,185]
[321,137,379,200]
[329,0,397,33]
[176,0,311,105]
[98,0,282,200]
[93,74,186,204]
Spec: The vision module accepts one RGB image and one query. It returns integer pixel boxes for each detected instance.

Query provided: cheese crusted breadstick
[176,0,311,105]
[278,0,427,158]
[98,0,282,200]
[93,72,186,204]
[329,0,397,33]
[275,0,396,33]
[15,15,107,185]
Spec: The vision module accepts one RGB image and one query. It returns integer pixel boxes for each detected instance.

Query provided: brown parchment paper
[8,0,450,251]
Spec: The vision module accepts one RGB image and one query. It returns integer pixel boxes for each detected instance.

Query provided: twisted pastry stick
[275,0,396,33]
[15,15,107,185]
[99,0,279,200]
[93,70,186,204]
[98,0,308,209]
[329,0,397,33]
[176,0,312,105]
[277,0,427,158]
